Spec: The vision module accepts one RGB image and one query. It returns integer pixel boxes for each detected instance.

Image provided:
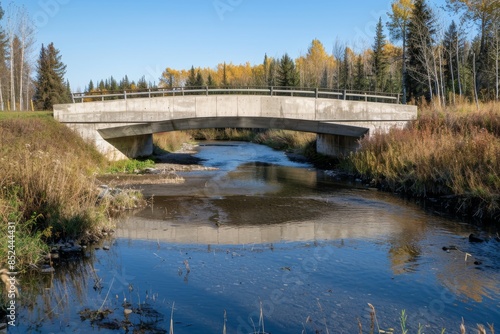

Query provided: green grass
[105,159,156,174]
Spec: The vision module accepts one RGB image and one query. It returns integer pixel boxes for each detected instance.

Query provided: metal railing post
[315,88,319,98]
[343,90,347,100]
[124,91,127,100]
[206,86,209,96]
[270,86,273,96]
[148,89,151,98]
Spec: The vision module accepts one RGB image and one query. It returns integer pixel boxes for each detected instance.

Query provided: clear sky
[12,0,451,91]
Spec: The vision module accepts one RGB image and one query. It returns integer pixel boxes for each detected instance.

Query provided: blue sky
[13,0,451,91]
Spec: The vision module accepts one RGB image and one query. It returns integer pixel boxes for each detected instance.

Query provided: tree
[447,0,499,97]
[406,0,436,102]
[276,53,299,87]
[207,73,216,87]
[267,58,277,86]
[34,43,70,110]
[137,75,148,90]
[372,17,388,91]
[195,70,204,87]
[443,20,463,100]
[87,79,94,92]
[296,39,334,88]
[388,0,415,103]
[354,55,368,91]
[119,75,130,90]
[0,3,5,110]
[16,6,34,111]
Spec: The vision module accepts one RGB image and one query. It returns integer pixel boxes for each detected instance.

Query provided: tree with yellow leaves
[387,0,415,103]
[296,39,335,88]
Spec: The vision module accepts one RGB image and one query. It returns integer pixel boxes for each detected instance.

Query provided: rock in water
[468,234,484,243]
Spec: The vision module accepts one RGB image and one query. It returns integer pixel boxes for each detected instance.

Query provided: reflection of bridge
[54,87,417,160]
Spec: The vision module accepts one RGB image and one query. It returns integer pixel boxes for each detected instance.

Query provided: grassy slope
[0,112,109,270]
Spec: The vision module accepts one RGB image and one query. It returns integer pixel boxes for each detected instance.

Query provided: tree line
[149,0,498,106]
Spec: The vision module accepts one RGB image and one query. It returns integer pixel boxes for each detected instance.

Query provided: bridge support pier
[106,134,154,159]
[316,134,360,158]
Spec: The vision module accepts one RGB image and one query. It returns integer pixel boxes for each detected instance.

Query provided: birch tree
[16,6,34,111]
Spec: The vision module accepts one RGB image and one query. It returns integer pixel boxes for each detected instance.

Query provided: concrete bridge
[53,87,417,160]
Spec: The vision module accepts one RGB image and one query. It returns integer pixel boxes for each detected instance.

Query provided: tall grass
[253,129,316,152]
[349,101,500,221]
[0,117,110,270]
[154,131,193,152]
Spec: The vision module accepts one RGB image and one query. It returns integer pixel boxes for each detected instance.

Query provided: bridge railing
[71,86,401,104]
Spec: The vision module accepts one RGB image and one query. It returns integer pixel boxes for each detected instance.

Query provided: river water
[14,142,500,334]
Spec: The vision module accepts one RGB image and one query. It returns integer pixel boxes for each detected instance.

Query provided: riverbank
[0,113,144,274]
[348,101,500,225]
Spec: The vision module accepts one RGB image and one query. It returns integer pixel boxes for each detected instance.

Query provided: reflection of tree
[387,217,426,275]
[389,242,422,274]
[436,251,500,303]
[19,252,96,324]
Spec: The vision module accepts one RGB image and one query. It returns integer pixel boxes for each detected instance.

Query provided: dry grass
[0,116,111,269]
[350,101,500,221]
[253,129,316,152]
[154,131,193,152]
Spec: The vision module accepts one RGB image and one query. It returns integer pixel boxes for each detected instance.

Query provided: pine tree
[277,53,299,87]
[195,71,204,87]
[119,75,130,90]
[87,79,94,92]
[207,73,216,88]
[406,0,436,101]
[372,17,388,91]
[137,76,148,90]
[185,66,196,87]
[34,43,70,110]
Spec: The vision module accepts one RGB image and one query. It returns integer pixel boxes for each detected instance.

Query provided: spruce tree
[277,53,299,87]
[207,73,216,88]
[87,79,94,92]
[34,43,70,110]
[406,0,436,101]
[185,66,196,87]
[195,71,204,87]
[372,17,388,91]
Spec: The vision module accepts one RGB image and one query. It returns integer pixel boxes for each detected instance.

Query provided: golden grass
[350,101,500,221]
[154,131,193,152]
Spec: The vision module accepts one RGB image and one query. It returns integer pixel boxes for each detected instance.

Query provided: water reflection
[14,141,500,333]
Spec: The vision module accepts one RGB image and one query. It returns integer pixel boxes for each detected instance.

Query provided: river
[14,141,500,334]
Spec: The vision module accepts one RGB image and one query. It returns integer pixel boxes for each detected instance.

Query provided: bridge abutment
[106,134,154,159]
[316,134,360,158]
